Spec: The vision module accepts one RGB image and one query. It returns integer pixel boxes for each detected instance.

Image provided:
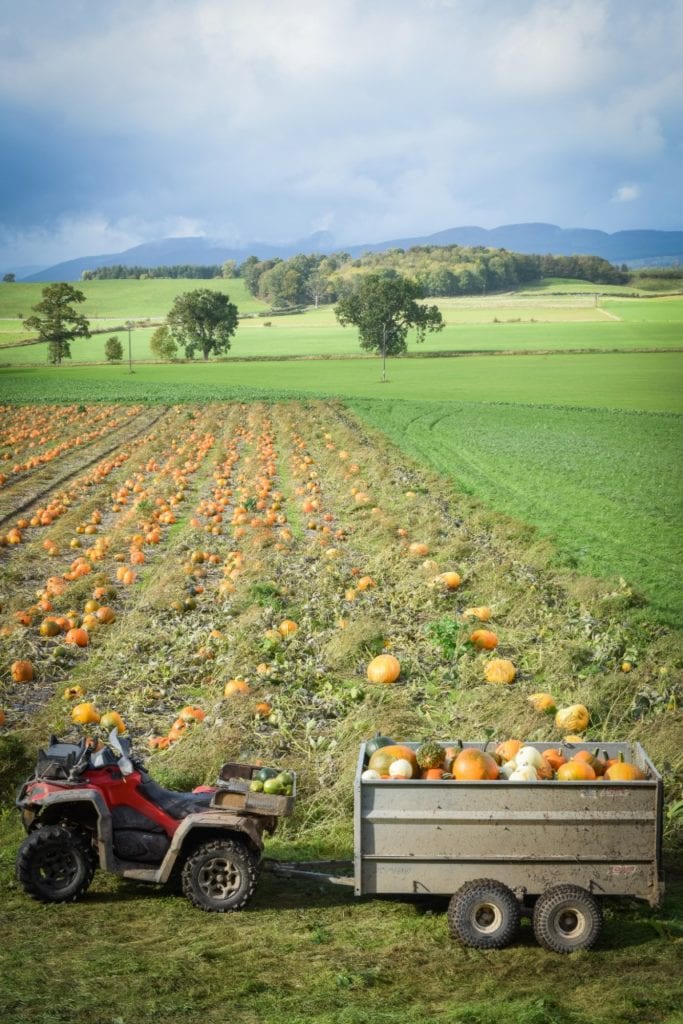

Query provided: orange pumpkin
[224,678,250,697]
[11,659,34,683]
[484,659,516,685]
[496,738,522,763]
[556,760,596,781]
[528,692,556,713]
[470,629,499,650]
[462,606,492,622]
[543,748,567,772]
[71,702,100,725]
[278,619,298,637]
[179,705,206,723]
[452,748,500,781]
[436,571,461,590]
[65,627,89,647]
[366,654,401,684]
[100,710,126,734]
[604,755,645,781]
[554,704,590,734]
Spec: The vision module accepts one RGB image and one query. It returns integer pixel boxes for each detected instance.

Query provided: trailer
[272,740,664,953]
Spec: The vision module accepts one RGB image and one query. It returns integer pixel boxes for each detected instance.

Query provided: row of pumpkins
[361,737,646,782]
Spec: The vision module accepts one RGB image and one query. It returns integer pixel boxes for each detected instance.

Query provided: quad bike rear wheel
[16,825,96,903]
[181,837,259,912]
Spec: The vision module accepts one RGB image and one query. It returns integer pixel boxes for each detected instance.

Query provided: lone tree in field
[104,335,123,362]
[23,283,91,365]
[335,273,444,379]
[149,325,178,360]
[167,288,238,360]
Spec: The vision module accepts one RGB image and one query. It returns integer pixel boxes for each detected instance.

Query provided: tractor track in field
[0,406,169,532]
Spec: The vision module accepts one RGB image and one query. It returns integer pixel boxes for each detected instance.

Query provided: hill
[19,224,683,282]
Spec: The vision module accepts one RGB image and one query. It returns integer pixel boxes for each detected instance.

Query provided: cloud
[612,184,642,203]
[0,0,681,265]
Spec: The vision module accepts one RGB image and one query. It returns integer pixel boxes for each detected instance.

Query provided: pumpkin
[357,576,377,591]
[543,748,567,772]
[365,733,395,758]
[554,704,590,734]
[11,659,34,682]
[254,701,273,718]
[179,705,206,723]
[572,748,607,776]
[462,606,492,622]
[65,627,89,647]
[436,571,462,590]
[556,760,596,781]
[470,629,499,650]
[100,710,126,734]
[39,618,62,637]
[604,754,645,781]
[496,738,522,763]
[484,659,516,684]
[278,619,299,637]
[366,654,401,685]
[0,709,5,727]
[71,702,100,725]
[224,678,250,697]
[388,758,414,779]
[95,606,116,624]
[367,744,418,777]
[452,748,500,781]
[408,542,429,557]
[528,692,556,713]
[63,685,86,700]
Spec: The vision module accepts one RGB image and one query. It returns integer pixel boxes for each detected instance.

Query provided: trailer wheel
[448,878,520,949]
[182,837,259,912]
[16,825,96,904]
[532,885,602,953]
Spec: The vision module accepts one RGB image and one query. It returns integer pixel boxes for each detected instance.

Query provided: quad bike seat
[137,774,215,820]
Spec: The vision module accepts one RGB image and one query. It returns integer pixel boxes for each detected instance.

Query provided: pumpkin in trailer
[367,744,419,778]
[556,760,596,781]
[604,754,645,781]
[452,748,500,781]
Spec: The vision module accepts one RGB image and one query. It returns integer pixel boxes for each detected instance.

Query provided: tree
[23,283,91,365]
[335,273,444,377]
[149,325,178,360]
[166,289,238,360]
[104,335,123,361]
[3,272,16,283]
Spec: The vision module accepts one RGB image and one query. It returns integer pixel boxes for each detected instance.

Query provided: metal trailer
[273,740,664,953]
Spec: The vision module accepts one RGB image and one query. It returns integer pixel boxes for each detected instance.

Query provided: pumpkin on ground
[71,702,100,725]
[554,704,590,734]
[11,659,34,682]
[470,629,499,650]
[366,654,401,684]
[484,659,516,684]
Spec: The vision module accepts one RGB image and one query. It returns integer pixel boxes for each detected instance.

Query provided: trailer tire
[533,885,602,953]
[448,878,520,949]
[16,825,96,903]
[182,837,259,912]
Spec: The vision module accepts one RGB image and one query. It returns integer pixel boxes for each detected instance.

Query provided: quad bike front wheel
[181,837,259,912]
[17,825,96,904]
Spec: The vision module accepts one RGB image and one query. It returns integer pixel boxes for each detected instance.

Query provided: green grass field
[350,398,683,625]
[2,280,681,366]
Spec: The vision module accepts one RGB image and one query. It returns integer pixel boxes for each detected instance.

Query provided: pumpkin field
[0,389,681,1024]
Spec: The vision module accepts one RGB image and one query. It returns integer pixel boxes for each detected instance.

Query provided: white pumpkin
[388,758,414,779]
[515,745,544,769]
[509,764,538,782]
[361,769,381,782]
[500,760,518,779]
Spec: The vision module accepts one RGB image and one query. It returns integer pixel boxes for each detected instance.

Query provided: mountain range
[15,223,683,282]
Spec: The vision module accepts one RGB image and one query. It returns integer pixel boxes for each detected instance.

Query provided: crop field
[0,398,681,1024]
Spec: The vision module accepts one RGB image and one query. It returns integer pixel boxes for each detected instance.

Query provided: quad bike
[15,732,295,911]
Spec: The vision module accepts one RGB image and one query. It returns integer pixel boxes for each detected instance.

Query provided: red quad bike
[15,732,295,911]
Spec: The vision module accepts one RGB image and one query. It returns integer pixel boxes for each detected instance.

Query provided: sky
[1,0,682,270]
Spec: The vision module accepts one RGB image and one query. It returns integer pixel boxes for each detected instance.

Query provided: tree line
[79,245,629,305]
